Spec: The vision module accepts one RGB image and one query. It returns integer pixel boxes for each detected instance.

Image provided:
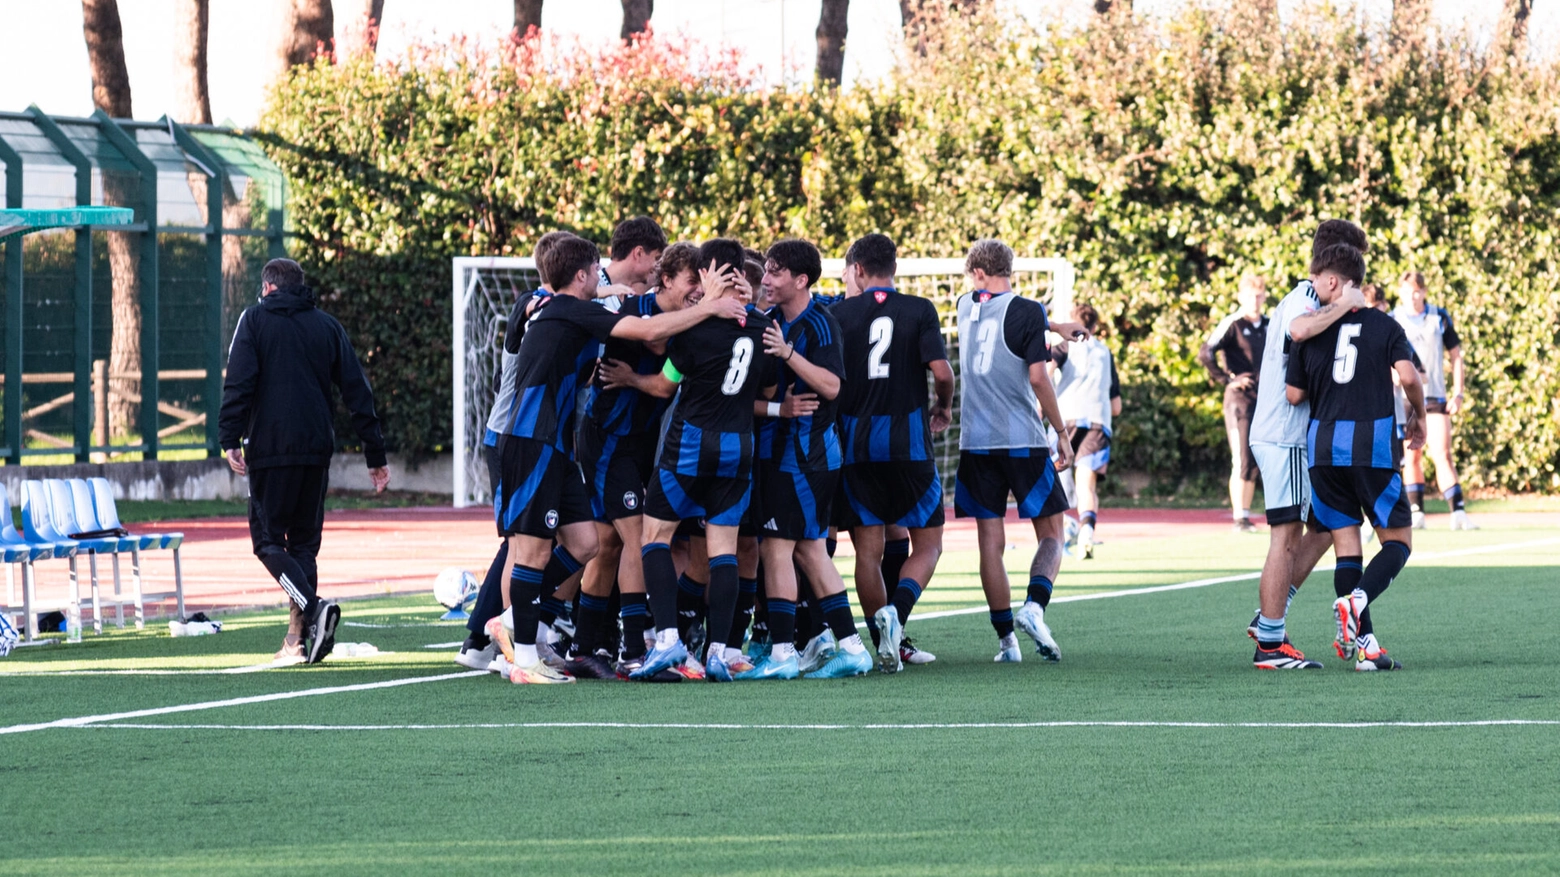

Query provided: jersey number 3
[971,320,1001,375]
[1332,323,1362,384]
[722,337,754,395]
[867,317,893,379]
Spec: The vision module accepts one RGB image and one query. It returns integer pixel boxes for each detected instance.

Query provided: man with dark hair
[833,233,954,672]
[606,216,668,293]
[698,238,748,276]
[1052,303,1121,559]
[487,237,746,683]
[1287,242,1426,672]
[1199,274,1269,533]
[220,257,390,665]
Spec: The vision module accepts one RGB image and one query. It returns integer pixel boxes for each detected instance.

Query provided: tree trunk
[339,0,385,58]
[172,0,211,124]
[1499,0,1532,55]
[83,0,141,439]
[82,0,132,118]
[1390,0,1430,53]
[620,0,652,40]
[274,0,335,83]
[514,0,543,39]
[815,0,849,85]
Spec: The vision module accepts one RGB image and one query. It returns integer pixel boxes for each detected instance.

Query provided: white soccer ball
[433,568,479,611]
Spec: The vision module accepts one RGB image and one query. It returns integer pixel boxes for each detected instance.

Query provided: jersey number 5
[867,316,894,379]
[1332,323,1362,384]
[722,337,754,395]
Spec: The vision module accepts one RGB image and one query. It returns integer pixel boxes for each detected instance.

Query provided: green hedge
[260,7,1560,491]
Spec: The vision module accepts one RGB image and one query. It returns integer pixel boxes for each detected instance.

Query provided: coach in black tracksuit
[218,258,390,664]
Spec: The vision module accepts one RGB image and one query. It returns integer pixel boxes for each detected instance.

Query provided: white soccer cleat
[1079,523,1096,560]
[873,606,904,674]
[1410,509,1427,530]
[489,654,514,676]
[1333,588,1367,661]
[1450,510,1479,531]
[798,630,838,674]
[1014,601,1061,662]
[454,641,499,671]
[993,633,1023,663]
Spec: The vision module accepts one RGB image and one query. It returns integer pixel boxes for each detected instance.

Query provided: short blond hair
[1239,273,1267,294]
[964,239,1014,278]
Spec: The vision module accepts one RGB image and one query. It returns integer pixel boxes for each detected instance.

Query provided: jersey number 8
[722,337,754,395]
[867,316,894,379]
[1332,323,1362,384]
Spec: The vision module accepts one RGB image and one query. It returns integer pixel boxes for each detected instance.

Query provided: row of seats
[2,477,184,645]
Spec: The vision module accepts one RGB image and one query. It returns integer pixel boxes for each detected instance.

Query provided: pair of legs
[498,525,596,666]
[249,464,336,662]
[1223,388,1258,525]
[1403,411,1471,524]
[850,523,941,628]
[1309,466,1416,670]
[576,513,646,660]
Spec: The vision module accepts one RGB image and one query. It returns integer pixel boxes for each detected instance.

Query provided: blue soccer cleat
[705,648,734,682]
[734,652,800,680]
[630,639,688,680]
[873,606,904,674]
[804,647,872,679]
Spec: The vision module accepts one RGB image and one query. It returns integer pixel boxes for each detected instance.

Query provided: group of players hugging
[453,214,1422,685]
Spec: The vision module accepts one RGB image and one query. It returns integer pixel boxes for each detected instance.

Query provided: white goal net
[452,255,1075,508]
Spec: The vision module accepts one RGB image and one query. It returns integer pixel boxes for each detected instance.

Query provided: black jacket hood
[262,284,318,315]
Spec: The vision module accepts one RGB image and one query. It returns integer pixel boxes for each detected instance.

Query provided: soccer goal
[451,255,1075,508]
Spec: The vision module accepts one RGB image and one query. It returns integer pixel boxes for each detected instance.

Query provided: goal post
[451,255,1075,508]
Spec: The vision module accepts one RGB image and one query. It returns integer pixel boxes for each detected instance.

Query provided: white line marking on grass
[0,670,486,736]
[905,536,1560,623]
[1,662,281,676]
[342,620,463,629]
[77,720,1560,731]
[423,641,466,649]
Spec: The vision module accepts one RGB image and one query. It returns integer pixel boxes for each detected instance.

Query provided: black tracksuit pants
[249,465,329,614]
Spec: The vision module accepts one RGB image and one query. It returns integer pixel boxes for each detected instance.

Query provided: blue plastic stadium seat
[85,478,185,627]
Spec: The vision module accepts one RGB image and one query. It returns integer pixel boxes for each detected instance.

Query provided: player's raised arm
[1289,284,1365,342]
[611,293,745,342]
[762,323,841,400]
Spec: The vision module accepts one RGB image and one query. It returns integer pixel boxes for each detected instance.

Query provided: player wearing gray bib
[953,239,1083,665]
[1051,305,1120,559]
[1393,271,1475,531]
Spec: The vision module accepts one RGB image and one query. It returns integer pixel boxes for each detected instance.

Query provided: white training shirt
[1249,280,1320,448]
[1055,338,1116,434]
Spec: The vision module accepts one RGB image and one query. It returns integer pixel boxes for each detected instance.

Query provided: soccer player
[953,239,1083,663]
[1051,303,1120,560]
[632,240,778,682]
[570,242,705,680]
[1394,271,1476,531]
[488,236,745,684]
[1199,274,1269,533]
[602,215,667,296]
[738,238,873,681]
[833,233,954,673]
[456,231,572,673]
[1246,219,1368,669]
[1286,243,1426,672]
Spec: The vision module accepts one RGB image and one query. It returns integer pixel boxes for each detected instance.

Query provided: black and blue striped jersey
[757,299,845,473]
[832,287,947,464]
[503,294,628,455]
[1286,307,1415,469]
[586,293,671,436]
[659,306,776,479]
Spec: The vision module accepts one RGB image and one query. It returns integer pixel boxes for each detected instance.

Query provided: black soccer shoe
[562,651,617,680]
[305,600,341,665]
[1252,643,1322,670]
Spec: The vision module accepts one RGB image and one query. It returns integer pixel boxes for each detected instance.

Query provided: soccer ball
[433,568,479,612]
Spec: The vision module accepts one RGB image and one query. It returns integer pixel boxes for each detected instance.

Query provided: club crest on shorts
[545,509,559,529]
[623,491,638,510]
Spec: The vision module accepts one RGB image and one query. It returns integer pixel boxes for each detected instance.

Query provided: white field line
[342,620,464,629]
[2,662,281,676]
[905,535,1560,624]
[423,641,467,649]
[0,670,485,736]
[77,720,1560,731]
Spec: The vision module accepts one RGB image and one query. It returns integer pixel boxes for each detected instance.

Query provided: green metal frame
[0,109,287,466]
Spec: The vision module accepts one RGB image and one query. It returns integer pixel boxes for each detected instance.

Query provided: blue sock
[1255,613,1286,649]
[990,608,1015,638]
[1027,575,1053,609]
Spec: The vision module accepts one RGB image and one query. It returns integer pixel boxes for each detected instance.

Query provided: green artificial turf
[3,524,1557,875]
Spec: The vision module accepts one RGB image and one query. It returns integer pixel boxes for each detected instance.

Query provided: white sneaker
[872,606,903,674]
[994,633,1022,663]
[1410,509,1427,530]
[1079,523,1096,559]
[798,630,838,674]
[1014,601,1061,662]
[454,641,498,671]
[1450,509,1479,531]
[1332,588,1367,661]
[489,654,514,675]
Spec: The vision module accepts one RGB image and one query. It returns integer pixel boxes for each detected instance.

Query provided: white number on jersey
[971,320,1001,375]
[721,337,754,395]
[1332,323,1362,384]
[867,316,894,379]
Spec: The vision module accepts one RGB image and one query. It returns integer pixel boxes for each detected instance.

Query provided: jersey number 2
[1332,324,1361,384]
[867,317,893,379]
[722,337,754,395]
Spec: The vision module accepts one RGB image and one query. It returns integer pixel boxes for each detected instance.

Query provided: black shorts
[954,449,1069,520]
[840,461,945,530]
[1223,385,1259,481]
[755,465,839,541]
[1307,466,1412,532]
[576,420,656,522]
[1065,425,1112,475]
[644,467,751,529]
[484,440,502,497]
[494,436,593,538]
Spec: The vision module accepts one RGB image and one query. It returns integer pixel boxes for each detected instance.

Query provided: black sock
[797,567,827,640]
[467,541,508,640]
[881,538,910,591]
[676,573,706,641]
[1357,541,1409,637]
[890,578,922,625]
[544,545,583,593]
[1443,484,1465,511]
[706,555,739,649]
[538,596,568,629]
[767,598,797,649]
[641,543,678,634]
[619,592,650,659]
[508,564,545,646]
[864,614,881,648]
[818,591,857,643]
[825,536,838,558]
[1407,483,1425,512]
[1081,511,1097,528]
[573,593,610,657]
[1027,575,1053,609]
[733,577,757,647]
[1334,555,1364,600]
[602,585,622,656]
[990,607,1015,639]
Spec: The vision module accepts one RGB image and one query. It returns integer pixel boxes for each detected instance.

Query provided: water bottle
[66,604,83,643]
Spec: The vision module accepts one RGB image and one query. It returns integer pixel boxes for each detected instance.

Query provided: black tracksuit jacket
[218,284,388,470]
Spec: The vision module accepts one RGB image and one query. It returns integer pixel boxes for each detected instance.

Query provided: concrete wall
[1,453,454,502]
